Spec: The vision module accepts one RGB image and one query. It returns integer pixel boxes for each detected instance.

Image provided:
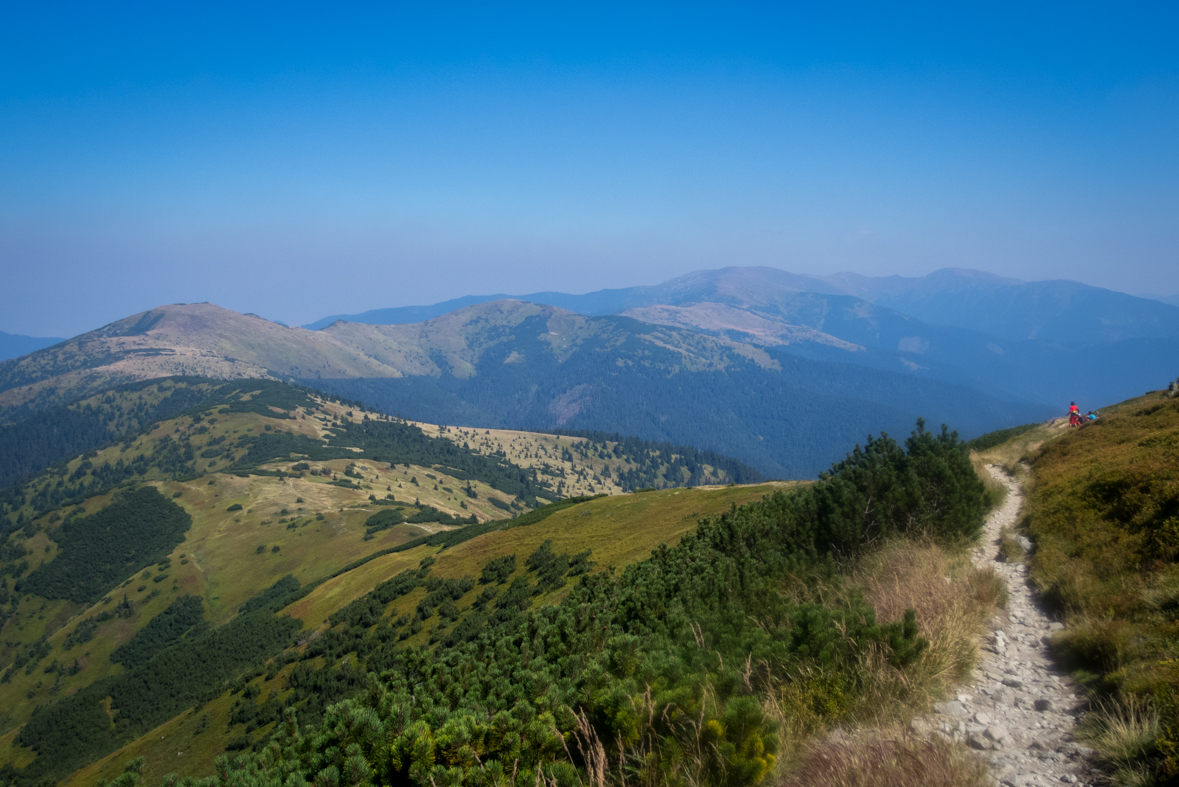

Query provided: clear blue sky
[2,2,1177,337]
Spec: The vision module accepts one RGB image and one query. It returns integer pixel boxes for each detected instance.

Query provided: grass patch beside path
[772,538,1005,736]
[1022,391,1179,784]
[971,417,1070,479]
[770,536,1006,786]
[857,540,1006,713]
[776,731,991,787]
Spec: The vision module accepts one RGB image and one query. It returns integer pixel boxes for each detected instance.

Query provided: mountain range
[0,298,1041,478]
[2,266,1174,477]
[304,266,1179,407]
[0,331,62,363]
[308,266,1179,343]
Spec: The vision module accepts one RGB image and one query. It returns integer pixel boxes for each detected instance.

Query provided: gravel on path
[910,464,1101,787]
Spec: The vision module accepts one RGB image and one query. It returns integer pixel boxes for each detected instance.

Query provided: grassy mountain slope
[50,481,788,787]
[46,418,996,787]
[0,301,778,416]
[0,304,411,418]
[974,390,1179,784]
[0,379,767,784]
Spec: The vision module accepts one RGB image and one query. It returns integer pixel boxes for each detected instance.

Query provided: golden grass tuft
[775,731,990,787]
[997,526,1026,564]
[971,452,1009,510]
[766,537,1007,765]
[852,540,1005,721]
[1079,696,1162,786]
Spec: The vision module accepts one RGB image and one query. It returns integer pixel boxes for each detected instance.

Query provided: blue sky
[1,2,1177,336]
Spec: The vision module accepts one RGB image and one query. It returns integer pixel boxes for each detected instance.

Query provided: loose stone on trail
[907,465,1097,786]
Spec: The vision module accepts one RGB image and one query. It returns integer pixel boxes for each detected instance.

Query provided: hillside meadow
[20,418,1006,787]
[1021,394,1179,784]
[0,379,771,785]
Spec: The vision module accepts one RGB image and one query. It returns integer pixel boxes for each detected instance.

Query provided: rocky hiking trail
[910,465,1101,786]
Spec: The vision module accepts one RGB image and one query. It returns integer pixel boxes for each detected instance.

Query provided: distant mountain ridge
[831,268,1179,343]
[307,266,1179,344]
[301,266,1179,410]
[0,330,62,362]
[6,265,1172,475]
[1139,293,1179,308]
[0,300,1048,477]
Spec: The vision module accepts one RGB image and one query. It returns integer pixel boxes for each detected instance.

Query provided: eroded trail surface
[913,465,1099,786]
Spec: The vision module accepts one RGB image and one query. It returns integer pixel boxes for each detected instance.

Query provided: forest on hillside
[304,338,1041,478]
[2,420,987,787]
[0,378,764,536]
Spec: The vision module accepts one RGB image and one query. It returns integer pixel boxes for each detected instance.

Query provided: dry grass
[971,453,1009,511]
[852,540,1006,722]
[766,538,1006,786]
[775,731,990,787]
[1079,696,1162,786]
[972,419,1069,477]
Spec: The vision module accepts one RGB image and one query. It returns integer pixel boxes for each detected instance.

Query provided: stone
[986,725,1011,743]
[909,717,934,735]
[967,731,992,750]
[1018,535,1033,552]
[902,468,1096,787]
[1002,776,1044,787]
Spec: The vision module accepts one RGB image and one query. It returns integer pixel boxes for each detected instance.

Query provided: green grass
[283,549,430,630]
[0,385,796,784]
[1080,697,1163,787]
[41,483,792,783]
[1017,392,1179,783]
[283,483,793,632]
[433,483,798,580]
[59,670,260,787]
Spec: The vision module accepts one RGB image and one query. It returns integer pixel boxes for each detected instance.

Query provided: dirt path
[913,464,1099,786]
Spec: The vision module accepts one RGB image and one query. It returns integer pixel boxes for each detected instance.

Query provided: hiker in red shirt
[1068,401,1081,427]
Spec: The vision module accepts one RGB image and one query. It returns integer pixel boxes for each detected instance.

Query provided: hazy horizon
[4,264,1178,340]
[3,3,1176,337]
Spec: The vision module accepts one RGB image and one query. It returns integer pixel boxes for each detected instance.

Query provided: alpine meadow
[3,5,1179,787]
